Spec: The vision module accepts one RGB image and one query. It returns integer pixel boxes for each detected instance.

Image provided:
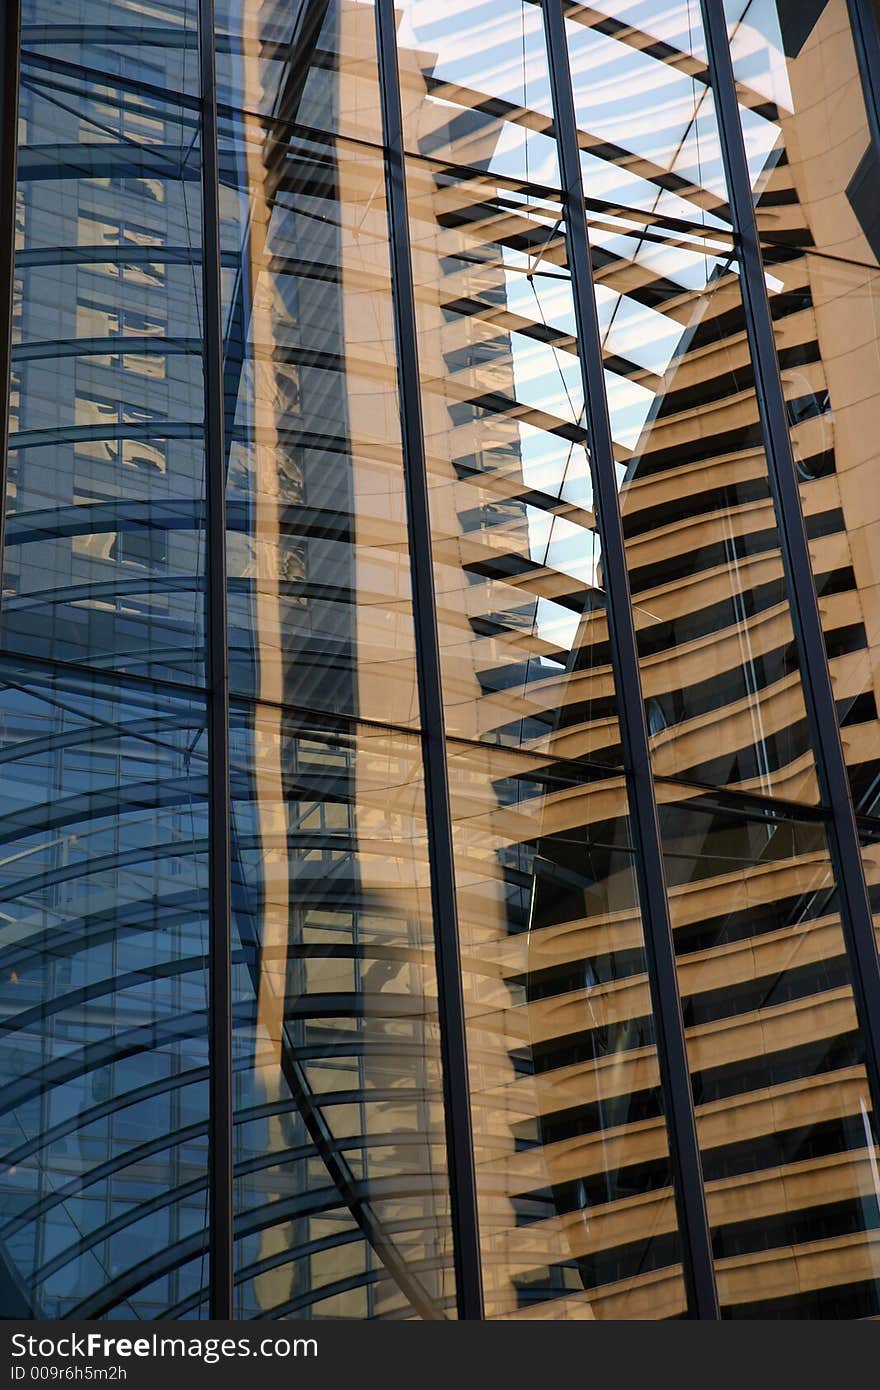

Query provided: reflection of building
[1,0,880,1323]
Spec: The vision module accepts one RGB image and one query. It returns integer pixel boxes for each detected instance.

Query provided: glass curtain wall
[1,0,880,1322]
[213,0,455,1320]
[721,0,880,964]
[0,0,212,1319]
[555,0,880,1319]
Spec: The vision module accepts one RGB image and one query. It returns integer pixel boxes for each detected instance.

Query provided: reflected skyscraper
[1,0,880,1321]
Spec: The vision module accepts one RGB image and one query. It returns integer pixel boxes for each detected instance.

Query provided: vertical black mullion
[540,0,719,1320]
[700,0,880,1129]
[198,0,234,1320]
[374,0,484,1322]
[0,0,21,614]
[848,0,880,158]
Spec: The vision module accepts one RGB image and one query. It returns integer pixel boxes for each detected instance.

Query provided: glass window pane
[219,112,420,723]
[404,156,621,764]
[658,783,880,1318]
[396,0,559,187]
[0,660,209,1318]
[560,2,824,802]
[446,741,688,1319]
[5,5,206,684]
[229,702,455,1319]
[725,0,880,818]
[20,0,200,95]
[215,0,383,143]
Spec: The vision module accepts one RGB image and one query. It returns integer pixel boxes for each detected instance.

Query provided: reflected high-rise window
[1,0,880,1322]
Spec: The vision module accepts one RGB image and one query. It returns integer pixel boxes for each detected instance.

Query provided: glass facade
[1,0,880,1321]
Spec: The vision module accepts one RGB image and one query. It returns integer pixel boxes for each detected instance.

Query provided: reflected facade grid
[2,0,880,1321]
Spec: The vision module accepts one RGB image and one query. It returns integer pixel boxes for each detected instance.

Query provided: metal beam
[374,0,484,1322]
[700,0,880,1143]
[540,0,720,1320]
[0,0,21,625]
[198,0,235,1320]
[847,0,880,162]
